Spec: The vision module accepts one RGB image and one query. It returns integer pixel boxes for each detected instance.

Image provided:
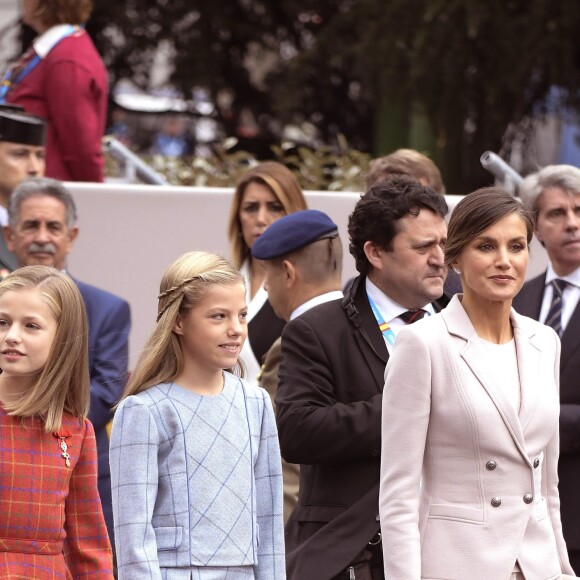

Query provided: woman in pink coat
[380,188,575,580]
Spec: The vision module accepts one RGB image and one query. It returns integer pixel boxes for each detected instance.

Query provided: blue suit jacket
[76,279,131,545]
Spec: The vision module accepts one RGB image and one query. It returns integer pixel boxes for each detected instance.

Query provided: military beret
[251,209,338,260]
[0,109,46,146]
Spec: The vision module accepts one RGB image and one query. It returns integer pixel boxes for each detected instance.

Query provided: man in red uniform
[5,0,107,182]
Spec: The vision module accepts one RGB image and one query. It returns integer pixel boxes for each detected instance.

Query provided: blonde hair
[0,266,89,432]
[227,162,308,267]
[121,251,245,400]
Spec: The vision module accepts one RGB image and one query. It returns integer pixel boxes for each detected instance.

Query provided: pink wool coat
[379,295,574,580]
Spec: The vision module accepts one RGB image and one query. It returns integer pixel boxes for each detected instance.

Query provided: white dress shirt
[290,290,344,321]
[365,277,435,353]
[539,264,580,333]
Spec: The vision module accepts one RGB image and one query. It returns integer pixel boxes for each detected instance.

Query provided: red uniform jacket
[8,29,108,182]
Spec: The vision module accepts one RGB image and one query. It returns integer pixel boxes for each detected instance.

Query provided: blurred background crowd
[2,0,580,192]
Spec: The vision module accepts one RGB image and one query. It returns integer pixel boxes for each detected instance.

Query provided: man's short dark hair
[348,175,448,276]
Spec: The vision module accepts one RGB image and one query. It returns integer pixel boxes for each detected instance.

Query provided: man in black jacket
[276,176,449,579]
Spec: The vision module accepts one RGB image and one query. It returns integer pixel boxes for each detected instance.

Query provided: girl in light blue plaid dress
[110,251,285,580]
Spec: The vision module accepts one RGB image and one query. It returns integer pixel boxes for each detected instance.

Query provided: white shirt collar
[290,290,344,321]
[365,277,434,323]
[33,24,81,59]
[544,263,580,289]
[0,206,8,228]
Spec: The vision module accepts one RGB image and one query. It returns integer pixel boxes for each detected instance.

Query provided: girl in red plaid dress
[0,266,113,579]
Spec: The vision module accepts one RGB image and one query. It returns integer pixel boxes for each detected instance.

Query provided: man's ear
[363,241,384,270]
[3,226,14,251]
[64,226,79,256]
[282,259,297,287]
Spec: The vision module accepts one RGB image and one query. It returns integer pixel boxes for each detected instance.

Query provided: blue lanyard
[0,25,80,103]
[367,294,397,347]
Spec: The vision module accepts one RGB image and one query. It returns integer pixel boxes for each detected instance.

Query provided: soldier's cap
[251,209,338,260]
[0,109,46,146]
[0,104,25,114]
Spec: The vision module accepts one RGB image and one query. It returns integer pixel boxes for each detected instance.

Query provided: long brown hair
[0,266,89,432]
[227,162,307,267]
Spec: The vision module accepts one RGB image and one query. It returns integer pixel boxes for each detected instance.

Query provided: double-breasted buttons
[491,497,502,507]
[533,458,540,468]
[486,460,497,471]
[523,494,533,504]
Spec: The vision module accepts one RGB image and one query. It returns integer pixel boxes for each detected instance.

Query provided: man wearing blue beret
[252,209,344,523]
[273,175,449,579]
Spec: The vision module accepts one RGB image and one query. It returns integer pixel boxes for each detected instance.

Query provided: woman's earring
[452,266,462,275]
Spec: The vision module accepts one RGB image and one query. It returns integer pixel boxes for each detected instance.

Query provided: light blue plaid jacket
[110,373,285,579]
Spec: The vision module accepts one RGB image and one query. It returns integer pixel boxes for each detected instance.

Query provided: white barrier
[65,184,548,367]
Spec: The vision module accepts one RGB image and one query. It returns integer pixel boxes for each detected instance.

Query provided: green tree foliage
[91,0,580,193]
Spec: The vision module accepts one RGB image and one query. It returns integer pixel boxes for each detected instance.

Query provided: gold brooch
[53,430,72,468]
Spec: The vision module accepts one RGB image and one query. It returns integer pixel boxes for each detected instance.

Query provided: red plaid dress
[0,409,113,579]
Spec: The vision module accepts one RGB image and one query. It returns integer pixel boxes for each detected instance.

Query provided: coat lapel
[442,296,530,463]
[512,312,541,434]
[561,300,580,372]
[355,288,389,391]
[460,343,528,460]
[342,277,389,392]
[512,273,544,319]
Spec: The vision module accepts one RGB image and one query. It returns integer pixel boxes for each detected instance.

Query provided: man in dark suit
[252,209,344,523]
[0,106,46,271]
[275,176,449,579]
[3,176,130,548]
[512,164,580,572]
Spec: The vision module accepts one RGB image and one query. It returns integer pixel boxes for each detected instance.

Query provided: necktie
[399,309,428,324]
[544,279,568,336]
